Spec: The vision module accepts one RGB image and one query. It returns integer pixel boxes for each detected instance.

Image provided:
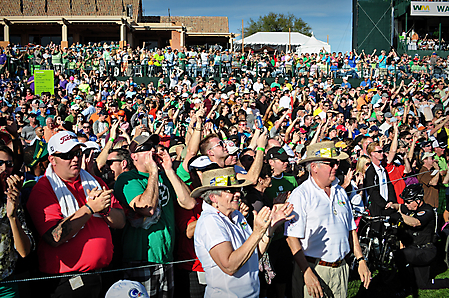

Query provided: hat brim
[190,179,253,198]
[298,152,349,165]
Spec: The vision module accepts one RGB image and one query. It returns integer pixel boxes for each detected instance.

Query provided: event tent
[234,31,330,53]
[297,34,331,54]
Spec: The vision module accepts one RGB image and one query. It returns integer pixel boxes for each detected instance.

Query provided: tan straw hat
[190,167,252,198]
[299,141,349,164]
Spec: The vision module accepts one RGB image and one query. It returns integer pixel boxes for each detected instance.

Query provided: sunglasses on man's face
[134,143,156,153]
[53,149,82,160]
[0,160,13,167]
[209,140,225,151]
[106,159,123,166]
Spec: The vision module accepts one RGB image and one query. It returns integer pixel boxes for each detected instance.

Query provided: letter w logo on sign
[437,6,449,12]
[413,5,429,11]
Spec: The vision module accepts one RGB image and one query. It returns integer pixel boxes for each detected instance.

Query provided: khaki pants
[292,259,349,298]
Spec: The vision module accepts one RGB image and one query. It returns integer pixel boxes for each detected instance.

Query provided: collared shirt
[284,176,356,262]
[372,162,388,201]
[194,201,259,298]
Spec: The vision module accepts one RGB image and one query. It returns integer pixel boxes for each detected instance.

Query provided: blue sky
[144,0,353,53]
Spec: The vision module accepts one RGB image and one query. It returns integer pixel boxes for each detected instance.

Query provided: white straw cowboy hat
[299,141,349,165]
[190,167,252,198]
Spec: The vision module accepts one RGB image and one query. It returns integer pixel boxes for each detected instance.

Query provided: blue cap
[358,124,368,130]
[369,125,379,132]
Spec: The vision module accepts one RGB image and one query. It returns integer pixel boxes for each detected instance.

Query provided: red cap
[117,110,125,116]
[336,125,347,132]
[96,102,104,108]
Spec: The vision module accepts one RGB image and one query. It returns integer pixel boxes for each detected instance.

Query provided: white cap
[224,140,239,155]
[71,104,80,111]
[421,152,435,161]
[83,141,101,152]
[182,92,189,98]
[193,98,202,104]
[105,280,150,298]
[221,94,228,100]
[48,131,86,155]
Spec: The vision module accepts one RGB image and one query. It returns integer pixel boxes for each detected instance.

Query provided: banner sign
[411,1,449,16]
[34,70,54,95]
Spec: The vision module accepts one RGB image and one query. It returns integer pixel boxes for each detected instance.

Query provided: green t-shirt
[435,155,448,188]
[65,114,75,124]
[114,169,176,263]
[265,174,298,203]
[265,173,298,241]
[176,163,191,186]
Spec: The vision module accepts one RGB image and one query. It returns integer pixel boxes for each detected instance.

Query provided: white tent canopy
[297,34,331,54]
[235,31,311,46]
[234,31,330,53]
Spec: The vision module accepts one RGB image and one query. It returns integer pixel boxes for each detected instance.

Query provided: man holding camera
[114,134,196,297]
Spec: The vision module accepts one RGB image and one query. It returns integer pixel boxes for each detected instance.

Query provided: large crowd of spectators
[0,41,449,297]
[1,42,449,81]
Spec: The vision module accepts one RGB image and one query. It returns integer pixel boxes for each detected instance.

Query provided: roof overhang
[1,16,131,25]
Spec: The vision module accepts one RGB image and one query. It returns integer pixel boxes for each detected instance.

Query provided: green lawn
[348,241,449,298]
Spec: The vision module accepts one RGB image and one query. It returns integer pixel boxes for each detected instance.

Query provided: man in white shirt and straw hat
[285,141,371,298]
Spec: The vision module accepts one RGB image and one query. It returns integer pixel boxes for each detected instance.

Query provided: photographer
[386,184,449,292]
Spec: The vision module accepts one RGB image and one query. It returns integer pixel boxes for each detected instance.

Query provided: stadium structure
[352,0,449,55]
[0,0,232,49]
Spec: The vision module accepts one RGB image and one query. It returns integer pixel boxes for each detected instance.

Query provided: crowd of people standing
[0,41,448,298]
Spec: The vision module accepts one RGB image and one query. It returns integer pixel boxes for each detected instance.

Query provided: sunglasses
[53,149,82,160]
[0,160,13,167]
[209,140,225,151]
[134,143,156,153]
[320,160,340,167]
[83,125,90,128]
[404,200,416,204]
[106,159,123,166]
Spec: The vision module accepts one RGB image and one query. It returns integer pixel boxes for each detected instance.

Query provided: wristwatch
[357,256,366,263]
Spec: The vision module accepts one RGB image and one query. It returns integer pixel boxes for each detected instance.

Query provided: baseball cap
[71,104,80,111]
[358,124,368,130]
[369,125,379,132]
[421,152,435,161]
[433,140,447,149]
[224,140,239,155]
[48,131,86,155]
[38,103,46,108]
[117,110,125,116]
[129,134,160,153]
[336,125,347,132]
[266,147,289,162]
[98,109,108,116]
[384,112,393,118]
[105,280,150,298]
[82,141,101,153]
[96,102,105,108]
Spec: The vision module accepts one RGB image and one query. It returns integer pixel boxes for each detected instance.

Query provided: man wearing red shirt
[27,131,125,297]
[384,123,408,204]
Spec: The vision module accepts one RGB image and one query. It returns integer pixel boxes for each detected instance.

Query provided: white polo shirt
[194,201,259,298]
[284,176,357,262]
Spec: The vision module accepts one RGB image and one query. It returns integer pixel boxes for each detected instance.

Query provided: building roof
[0,0,142,22]
[141,16,229,33]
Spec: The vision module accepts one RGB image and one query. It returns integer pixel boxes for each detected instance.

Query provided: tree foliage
[244,12,312,37]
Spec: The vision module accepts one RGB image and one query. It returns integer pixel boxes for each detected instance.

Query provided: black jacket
[363,162,397,217]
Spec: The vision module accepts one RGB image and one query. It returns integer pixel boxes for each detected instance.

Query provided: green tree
[244,12,312,37]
